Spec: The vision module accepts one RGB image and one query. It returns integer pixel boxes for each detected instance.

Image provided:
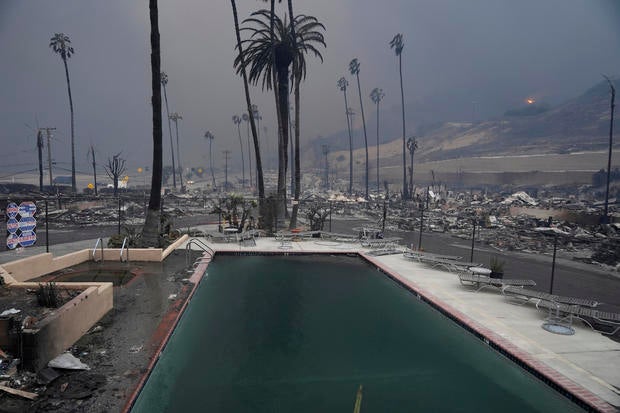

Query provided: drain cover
[542,322,575,335]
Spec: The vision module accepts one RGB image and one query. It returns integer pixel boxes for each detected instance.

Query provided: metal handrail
[185,238,215,267]
[120,237,129,262]
[92,238,103,262]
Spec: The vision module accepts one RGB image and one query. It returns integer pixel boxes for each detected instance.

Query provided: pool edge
[123,249,617,413]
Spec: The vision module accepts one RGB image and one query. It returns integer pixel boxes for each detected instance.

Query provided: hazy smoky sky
[1,0,619,178]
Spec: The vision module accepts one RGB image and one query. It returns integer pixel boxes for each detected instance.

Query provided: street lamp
[169,112,183,191]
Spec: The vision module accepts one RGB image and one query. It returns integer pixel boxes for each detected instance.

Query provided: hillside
[306,77,617,170]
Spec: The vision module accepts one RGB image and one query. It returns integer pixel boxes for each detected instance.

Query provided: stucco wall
[21,283,113,371]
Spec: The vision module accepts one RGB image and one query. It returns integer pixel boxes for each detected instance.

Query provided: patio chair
[458,273,536,292]
[502,286,599,308]
[536,300,620,335]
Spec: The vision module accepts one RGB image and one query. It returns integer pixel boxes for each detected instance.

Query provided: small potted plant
[489,257,505,279]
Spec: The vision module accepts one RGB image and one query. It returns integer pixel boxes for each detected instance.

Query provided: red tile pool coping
[121,254,211,413]
[123,249,616,413]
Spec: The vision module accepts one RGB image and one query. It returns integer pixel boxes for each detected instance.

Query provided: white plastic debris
[48,352,90,370]
[0,309,21,317]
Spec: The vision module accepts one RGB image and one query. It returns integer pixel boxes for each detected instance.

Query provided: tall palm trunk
[287,0,298,227]
[174,120,184,189]
[246,121,252,190]
[162,83,176,188]
[399,53,407,199]
[289,75,301,228]
[355,73,369,199]
[62,57,76,193]
[142,0,163,247]
[342,89,353,195]
[376,98,381,194]
[231,0,265,202]
[270,1,287,218]
[236,122,245,187]
[276,60,290,216]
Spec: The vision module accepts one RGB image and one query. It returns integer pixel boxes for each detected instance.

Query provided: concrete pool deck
[182,234,620,412]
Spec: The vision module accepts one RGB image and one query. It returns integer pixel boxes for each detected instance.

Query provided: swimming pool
[131,254,583,412]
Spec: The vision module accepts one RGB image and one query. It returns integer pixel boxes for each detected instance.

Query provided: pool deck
[184,235,620,412]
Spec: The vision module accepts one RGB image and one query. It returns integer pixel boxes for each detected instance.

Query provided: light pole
[204,131,216,190]
[232,115,245,187]
[602,75,616,224]
[169,112,183,191]
[161,72,177,189]
[338,77,354,195]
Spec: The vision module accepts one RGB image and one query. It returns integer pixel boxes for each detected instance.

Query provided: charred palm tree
[390,33,407,199]
[338,77,354,195]
[230,0,265,203]
[349,58,369,199]
[141,0,163,247]
[49,33,77,193]
[370,87,385,194]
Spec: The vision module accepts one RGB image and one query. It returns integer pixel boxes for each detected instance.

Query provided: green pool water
[131,255,583,412]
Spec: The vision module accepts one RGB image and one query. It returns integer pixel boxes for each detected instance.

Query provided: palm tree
[230,0,265,203]
[390,33,407,199]
[141,0,163,247]
[160,72,177,189]
[232,114,245,187]
[406,137,418,198]
[235,10,325,225]
[370,87,385,194]
[349,58,369,199]
[204,131,216,190]
[49,33,77,193]
[337,77,354,195]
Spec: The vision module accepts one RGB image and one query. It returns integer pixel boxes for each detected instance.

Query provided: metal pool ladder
[92,238,104,262]
[185,238,215,268]
[120,237,129,262]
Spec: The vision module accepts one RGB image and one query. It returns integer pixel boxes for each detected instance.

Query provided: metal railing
[92,238,103,262]
[120,237,129,262]
[185,238,215,268]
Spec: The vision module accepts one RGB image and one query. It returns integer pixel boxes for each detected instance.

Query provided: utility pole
[322,144,330,190]
[89,144,98,196]
[223,150,230,191]
[43,127,56,188]
[37,130,44,191]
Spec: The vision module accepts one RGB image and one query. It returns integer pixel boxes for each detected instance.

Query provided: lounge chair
[458,273,536,292]
[502,286,599,308]
[403,252,483,273]
[536,300,620,335]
